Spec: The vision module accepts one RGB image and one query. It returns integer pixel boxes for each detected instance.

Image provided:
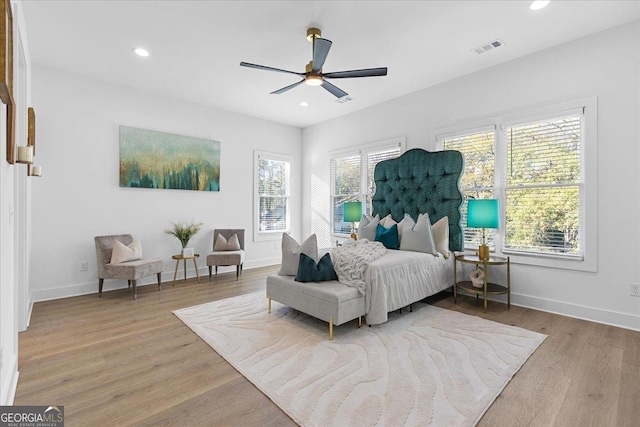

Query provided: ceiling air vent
[472,39,504,54]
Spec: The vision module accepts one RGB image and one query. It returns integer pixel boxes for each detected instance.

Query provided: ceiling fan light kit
[240,27,387,99]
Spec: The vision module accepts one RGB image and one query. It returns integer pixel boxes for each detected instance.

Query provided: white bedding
[362,250,453,325]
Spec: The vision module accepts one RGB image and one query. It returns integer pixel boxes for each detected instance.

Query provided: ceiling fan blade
[321,80,348,98]
[270,79,305,95]
[323,67,388,79]
[312,38,332,72]
[240,62,304,76]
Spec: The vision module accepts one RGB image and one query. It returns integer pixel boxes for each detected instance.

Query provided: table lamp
[343,202,363,240]
[467,199,499,260]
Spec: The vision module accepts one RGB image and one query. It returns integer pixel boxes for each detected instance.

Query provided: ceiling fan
[240,28,387,98]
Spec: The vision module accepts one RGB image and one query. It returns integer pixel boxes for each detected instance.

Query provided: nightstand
[453,253,510,313]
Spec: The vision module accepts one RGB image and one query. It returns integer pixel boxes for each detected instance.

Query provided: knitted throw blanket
[331,239,387,295]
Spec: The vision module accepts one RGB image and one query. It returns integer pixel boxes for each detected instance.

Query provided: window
[436,98,596,271]
[331,139,404,235]
[440,128,496,250]
[254,151,291,240]
[503,113,582,256]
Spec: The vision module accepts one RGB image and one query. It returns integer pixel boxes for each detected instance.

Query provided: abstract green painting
[119,126,220,191]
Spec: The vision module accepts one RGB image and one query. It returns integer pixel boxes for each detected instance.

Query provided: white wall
[1,1,31,405]
[302,21,640,330]
[30,65,302,301]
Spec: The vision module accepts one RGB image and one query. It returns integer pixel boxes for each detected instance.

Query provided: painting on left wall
[119,126,221,191]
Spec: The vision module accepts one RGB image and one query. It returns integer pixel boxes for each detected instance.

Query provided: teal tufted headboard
[372,148,465,252]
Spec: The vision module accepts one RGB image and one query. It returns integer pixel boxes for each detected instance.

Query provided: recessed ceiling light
[530,0,550,10]
[133,47,150,57]
[300,102,309,107]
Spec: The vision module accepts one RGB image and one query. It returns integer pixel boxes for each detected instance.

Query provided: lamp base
[478,245,490,260]
[350,232,358,240]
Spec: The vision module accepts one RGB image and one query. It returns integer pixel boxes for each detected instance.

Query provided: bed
[361,147,465,323]
[266,148,464,332]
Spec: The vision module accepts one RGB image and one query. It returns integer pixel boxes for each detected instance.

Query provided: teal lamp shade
[343,202,363,223]
[467,199,500,229]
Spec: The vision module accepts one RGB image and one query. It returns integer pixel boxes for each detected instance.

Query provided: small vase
[182,247,195,257]
[469,268,485,288]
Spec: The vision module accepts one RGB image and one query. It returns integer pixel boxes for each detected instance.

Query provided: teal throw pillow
[375,224,399,250]
[295,253,339,283]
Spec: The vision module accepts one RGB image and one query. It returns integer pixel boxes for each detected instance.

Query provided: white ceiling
[20,1,640,128]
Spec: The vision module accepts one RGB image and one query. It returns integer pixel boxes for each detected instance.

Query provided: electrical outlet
[79,261,88,272]
[631,283,640,297]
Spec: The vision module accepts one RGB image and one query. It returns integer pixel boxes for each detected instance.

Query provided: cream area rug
[174,292,546,427]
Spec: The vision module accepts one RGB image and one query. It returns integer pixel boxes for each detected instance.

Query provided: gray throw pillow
[400,213,438,256]
[357,214,379,241]
[213,233,241,251]
[278,233,318,276]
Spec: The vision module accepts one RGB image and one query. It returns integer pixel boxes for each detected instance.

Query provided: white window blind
[503,113,583,256]
[441,130,496,250]
[331,142,403,235]
[365,147,402,215]
[331,154,360,234]
[257,156,290,233]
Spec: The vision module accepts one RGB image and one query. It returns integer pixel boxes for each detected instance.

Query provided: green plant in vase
[165,220,203,256]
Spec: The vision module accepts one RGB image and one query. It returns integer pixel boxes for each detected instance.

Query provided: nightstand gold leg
[267,295,271,313]
[453,254,457,303]
[507,257,511,309]
[483,260,488,313]
[358,316,362,328]
[193,258,200,283]
[172,260,179,286]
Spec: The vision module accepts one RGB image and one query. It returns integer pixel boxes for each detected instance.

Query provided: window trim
[330,137,406,237]
[253,150,292,242]
[434,97,597,272]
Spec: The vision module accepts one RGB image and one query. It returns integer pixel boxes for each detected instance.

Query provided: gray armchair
[206,229,245,281]
[94,234,163,300]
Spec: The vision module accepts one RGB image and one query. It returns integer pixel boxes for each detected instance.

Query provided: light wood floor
[15,266,640,426]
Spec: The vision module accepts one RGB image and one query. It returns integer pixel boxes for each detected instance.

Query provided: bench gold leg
[329,316,333,340]
[267,295,271,313]
[358,316,362,328]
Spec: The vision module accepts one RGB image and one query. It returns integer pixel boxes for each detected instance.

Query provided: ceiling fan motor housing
[306,28,321,42]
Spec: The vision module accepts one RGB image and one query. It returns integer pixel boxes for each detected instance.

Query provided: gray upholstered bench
[266,275,365,339]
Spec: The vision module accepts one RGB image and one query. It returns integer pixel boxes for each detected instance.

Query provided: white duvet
[362,250,453,325]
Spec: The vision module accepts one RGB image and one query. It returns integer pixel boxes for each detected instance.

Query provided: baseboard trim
[1,356,19,405]
[31,258,281,303]
[457,289,640,332]
[511,292,640,332]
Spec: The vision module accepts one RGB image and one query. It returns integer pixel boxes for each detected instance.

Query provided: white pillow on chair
[213,233,241,251]
[110,240,142,264]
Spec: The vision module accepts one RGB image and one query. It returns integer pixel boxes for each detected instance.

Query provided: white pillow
[396,213,414,244]
[278,233,318,276]
[400,213,437,256]
[380,214,397,229]
[213,233,241,251]
[110,240,142,264]
[431,216,450,258]
[357,214,379,241]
